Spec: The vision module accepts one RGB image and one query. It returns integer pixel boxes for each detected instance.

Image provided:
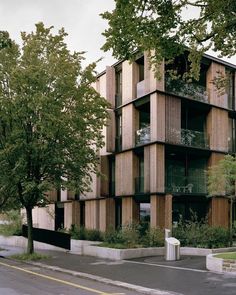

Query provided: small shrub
[0,210,22,236]
[85,229,103,241]
[172,214,230,248]
[120,223,140,248]
[205,227,229,248]
[138,220,150,237]
[103,226,123,244]
[69,225,103,241]
[145,227,164,247]
[69,225,86,240]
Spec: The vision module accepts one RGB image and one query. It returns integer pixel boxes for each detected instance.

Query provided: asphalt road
[0,257,137,295]
[35,252,236,295]
[1,247,236,295]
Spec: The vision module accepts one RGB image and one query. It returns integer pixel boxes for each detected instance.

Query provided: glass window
[139,203,150,222]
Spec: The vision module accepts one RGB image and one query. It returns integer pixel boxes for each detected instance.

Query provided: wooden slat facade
[209,197,229,228]
[122,60,139,104]
[122,104,137,149]
[64,201,81,230]
[144,146,150,193]
[106,66,115,108]
[100,156,109,197]
[115,151,135,196]
[150,194,172,229]
[122,197,139,225]
[165,96,181,144]
[85,200,99,229]
[207,62,227,108]
[206,107,228,152]
[144,51,165,92]
[106,110,116,152]
[150,144,165,193]
[99,198,115,231]
[150,93,165,142]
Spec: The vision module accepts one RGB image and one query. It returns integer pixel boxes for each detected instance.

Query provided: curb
[9,258,183,295]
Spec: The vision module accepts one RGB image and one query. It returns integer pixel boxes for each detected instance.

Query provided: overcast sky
[0,0,235,74]
[0,0,116,73]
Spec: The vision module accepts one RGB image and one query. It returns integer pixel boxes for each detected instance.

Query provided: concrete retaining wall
[206,254,236,274]
[206,254,223,273]
[1,235,236,263]
[0,235,66,252]
[70,240,101,255]
[84,245,164,260]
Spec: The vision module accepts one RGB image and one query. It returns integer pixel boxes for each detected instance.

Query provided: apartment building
[31,52,236,231]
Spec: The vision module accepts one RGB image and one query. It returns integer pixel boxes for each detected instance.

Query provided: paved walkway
[1,246,236,295]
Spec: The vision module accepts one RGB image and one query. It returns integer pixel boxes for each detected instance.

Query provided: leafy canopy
[208,155,236,197]
[0,31,11,50]
[101,0,236,80]
[0,23,109,210]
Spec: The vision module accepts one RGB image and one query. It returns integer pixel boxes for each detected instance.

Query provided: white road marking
[125,260,208,273]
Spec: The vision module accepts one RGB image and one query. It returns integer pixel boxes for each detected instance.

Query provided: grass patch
[11,253,50,261]
[215,252,236,260]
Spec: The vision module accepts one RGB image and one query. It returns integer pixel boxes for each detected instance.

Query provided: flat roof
[97,52,236,78]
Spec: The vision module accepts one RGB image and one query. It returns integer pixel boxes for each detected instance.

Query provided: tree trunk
[229,197,233,247]
[26,206,34,254]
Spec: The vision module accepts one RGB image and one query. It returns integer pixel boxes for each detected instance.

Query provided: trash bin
[165,237,180,261]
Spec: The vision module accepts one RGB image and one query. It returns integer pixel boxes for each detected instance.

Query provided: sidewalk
[1,245,235,295]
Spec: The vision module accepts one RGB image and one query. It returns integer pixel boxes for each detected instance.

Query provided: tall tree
[0,31,11,50]
[207,155,236,245]
[101,0,236,79]
[0,23,109,254]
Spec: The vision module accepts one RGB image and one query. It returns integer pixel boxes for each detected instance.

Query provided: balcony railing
[135,176,144,194]
[135,126,151,146]
[166,128,209,149]
[165,76,208,103]
[181,129,209,149]
[166,174,207,194]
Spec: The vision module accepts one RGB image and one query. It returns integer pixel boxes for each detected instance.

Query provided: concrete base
[0,235,66,252]
[207,253,236,274]
[84,245,165,260]
[1,235,236,262]
[206,254,223,273]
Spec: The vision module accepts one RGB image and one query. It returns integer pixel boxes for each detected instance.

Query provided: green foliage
[206,227,230,249]
[0,23,109,253]
[70,223,162,249]
[101,0,236,80]
[143,227,164,247]
[0,31,11,50]
[120,223,141,248]
[69,225,103,241]
[173,215,230,248]
[0,210,22,236]
[208,155,236,197]
[85,229,103,242]
[207,155,236,245]
[103,226,123,244]
[69,225,85,240]
[11,252,50,261]
[103,223,164,249]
